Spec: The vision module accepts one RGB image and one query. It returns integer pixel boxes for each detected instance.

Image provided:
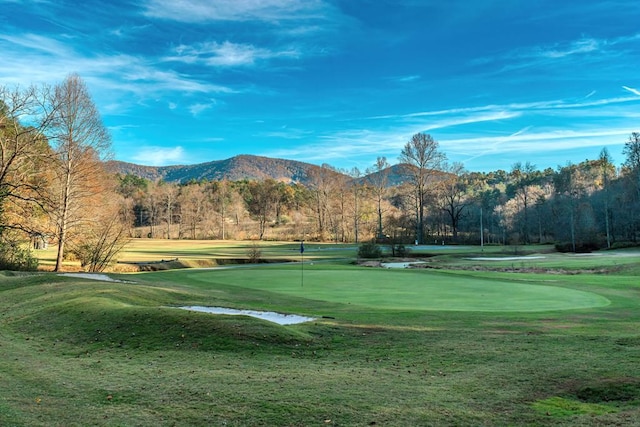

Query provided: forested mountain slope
[108,155,342,185]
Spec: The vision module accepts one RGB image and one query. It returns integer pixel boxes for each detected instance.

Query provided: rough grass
[5,244,640,426]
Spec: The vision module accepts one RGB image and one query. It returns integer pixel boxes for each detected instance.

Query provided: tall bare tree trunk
[54,159,72,271]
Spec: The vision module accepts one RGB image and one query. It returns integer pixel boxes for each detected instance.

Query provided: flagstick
[300,240,304,287]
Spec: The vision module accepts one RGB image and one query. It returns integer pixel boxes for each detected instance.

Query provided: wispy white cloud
[107,123,139,132]
[0,32,234,107]
[132,146,187,166]
[0,0,51,3]
[370,94,640,123]
[0,32,73,57]
[534,37,601,59]
[473,33,639,75]
[622,85,640,96]
[394,75,421,83]
[267,88,640,169]
[165,41,299,67]
[109,24,151,39]
[509,126,532,138]
[141,0,328,23]
[188,102,215,116]
[266,109,522,163]
[447,128,633,160]
[201,137,225,143]
[260,126,314,140]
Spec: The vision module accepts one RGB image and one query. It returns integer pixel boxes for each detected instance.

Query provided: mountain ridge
[108,154,413,186]
[108,155,323,185]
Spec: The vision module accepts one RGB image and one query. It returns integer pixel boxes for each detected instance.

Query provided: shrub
[247,243,262,263]
[0,239,38,271]
[391,244,410,257]
[610,241,639,250]
[554,241,602,253]
[358,242,382,259]
[68,217,129,272]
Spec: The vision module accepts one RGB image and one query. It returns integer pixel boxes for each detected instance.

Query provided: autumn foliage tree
[49,74,114,271]
[0,85,54,234]
[0,85,58,269]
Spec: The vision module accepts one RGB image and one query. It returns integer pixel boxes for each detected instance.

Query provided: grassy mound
[2,274,313,356]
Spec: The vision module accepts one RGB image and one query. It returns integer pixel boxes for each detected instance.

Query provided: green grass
[35,238,359,271]
[532,397,617,417]
[151,265,610,312]
[433,247,640,271]
[3,243,640,425]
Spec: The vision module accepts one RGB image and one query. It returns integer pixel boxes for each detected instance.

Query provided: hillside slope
[108,154,421,187]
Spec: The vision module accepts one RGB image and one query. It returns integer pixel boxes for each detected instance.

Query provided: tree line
[115,133,640,253]
[3,76,640,272]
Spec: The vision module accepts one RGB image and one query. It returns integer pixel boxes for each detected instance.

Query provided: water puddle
[178,306,315,325]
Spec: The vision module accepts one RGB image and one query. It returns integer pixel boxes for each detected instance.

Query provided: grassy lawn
[1,241,640,425]
[35,239,360,271]
[154,266,610,312]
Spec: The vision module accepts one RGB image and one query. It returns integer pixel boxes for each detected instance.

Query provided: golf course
[1,240,640,426]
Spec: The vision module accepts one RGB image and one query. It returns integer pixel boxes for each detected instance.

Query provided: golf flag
[300,241,304,287]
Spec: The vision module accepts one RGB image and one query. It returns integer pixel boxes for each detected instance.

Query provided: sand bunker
[381,262,427,269]
[58,273,132,283]
[178,306,315,325]
[466,256,546,261]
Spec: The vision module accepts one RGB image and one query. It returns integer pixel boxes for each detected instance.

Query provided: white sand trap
[466,256,546,261]
[381,261,427,269]
[178,306,315,325]
[58,273,132,283]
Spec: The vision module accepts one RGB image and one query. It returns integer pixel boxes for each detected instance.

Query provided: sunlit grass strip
[532,397,617,417]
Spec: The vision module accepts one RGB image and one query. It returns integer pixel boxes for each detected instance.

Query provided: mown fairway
[1,242,640,426]
[163,266,610,312]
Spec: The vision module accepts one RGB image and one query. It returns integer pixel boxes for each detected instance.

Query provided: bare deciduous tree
[307,164,341,241]
[367,156,390,240]
[49,74,112,271]
[399,133,445,244]
[178,183,210,240]
[436,162,468,241]
[509,161,537,244]
[598,148,615,248]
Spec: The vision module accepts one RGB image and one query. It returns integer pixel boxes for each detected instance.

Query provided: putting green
[182,267,610,312]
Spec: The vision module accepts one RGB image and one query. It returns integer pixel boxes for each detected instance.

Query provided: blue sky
[2,0,640,172]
